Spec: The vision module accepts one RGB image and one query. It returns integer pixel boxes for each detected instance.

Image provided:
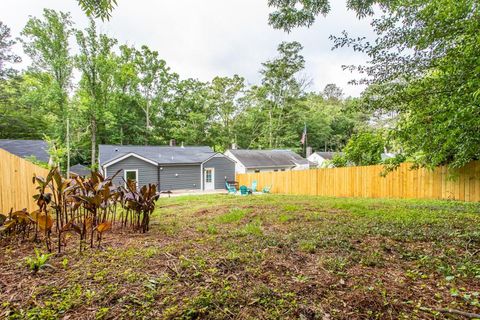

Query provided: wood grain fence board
[0,148,50,213]
[236,161,480,202]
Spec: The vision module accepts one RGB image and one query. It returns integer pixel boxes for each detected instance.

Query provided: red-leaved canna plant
[1,167,160,253]
[121,181,159,233]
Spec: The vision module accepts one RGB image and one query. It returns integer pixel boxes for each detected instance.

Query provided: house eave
[102,152,159,168]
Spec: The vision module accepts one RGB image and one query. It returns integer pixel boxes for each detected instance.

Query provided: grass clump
[278,213,295,223]
[216,208,247,224]
[299,240,317,253]
[236,220,263,237]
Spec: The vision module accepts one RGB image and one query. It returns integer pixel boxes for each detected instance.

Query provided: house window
[254,169,260,173]
[274,169,278,172]
[206,170,212,183]
[124,169,138,188]
[281,169,286,172]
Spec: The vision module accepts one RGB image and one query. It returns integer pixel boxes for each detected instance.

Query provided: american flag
[300,123,307,145]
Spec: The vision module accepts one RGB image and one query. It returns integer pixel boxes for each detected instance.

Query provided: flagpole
[305,123,308,158]
[303,122,307,157]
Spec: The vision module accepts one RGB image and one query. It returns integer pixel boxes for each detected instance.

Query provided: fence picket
[236,162,480,202]
[0,148,50,213]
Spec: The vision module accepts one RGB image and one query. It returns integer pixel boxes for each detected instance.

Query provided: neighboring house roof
[381,153,396,160]
[226,149,308,168]
[0,139,50,163]
[308,160,317,168]
[99,145,218,166]
[312,152,344,161]
[70,164,91,177]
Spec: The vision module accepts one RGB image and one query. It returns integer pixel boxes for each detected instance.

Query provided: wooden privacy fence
[0,148,50,213]
[237,162,480,202]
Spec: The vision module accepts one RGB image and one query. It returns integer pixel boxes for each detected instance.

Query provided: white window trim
[124,169,139,188]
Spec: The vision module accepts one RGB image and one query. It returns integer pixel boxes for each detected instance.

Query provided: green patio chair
[226,182,237,194]
[240,185,249,196]
[262,185,272,193]
[251,180,257,192]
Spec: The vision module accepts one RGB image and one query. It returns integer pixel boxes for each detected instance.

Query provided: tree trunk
[268,108,273,148]
[91,117,97,167]
[146,100,150,129]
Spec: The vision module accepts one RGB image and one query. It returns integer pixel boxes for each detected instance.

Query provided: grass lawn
[1,194,480,319]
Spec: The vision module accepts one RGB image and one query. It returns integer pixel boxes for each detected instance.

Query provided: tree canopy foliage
[77,0,117,20]
[269,0,480,169]
[5,0,475,170]
[0,11,370,168]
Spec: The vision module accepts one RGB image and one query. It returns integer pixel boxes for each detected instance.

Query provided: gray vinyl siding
[105,157,158,188]
[203,156,235,189]
[159,165,201,191]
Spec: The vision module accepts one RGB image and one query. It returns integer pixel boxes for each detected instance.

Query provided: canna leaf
[37,214,54,231]
[96,222,112,233]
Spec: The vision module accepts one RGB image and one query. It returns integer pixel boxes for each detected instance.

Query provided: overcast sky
[1,0,374,97]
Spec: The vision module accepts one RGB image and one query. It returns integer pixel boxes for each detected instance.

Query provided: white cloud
[0,0,375,96]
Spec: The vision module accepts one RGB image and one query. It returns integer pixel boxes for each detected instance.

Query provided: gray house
[99,145,235,191]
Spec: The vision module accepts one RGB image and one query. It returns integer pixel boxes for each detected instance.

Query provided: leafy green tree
[269,0,480,167]
[0,21,21,79]
[166,78,213,146]
[349,1,480,168]
[0,74,50,139]
[75,18,117,166]
[330,154,348,168]
[322,83,343,102]
[269,0,480,168]
[297,93,369,153]
[135,45,176,137]
[20,9,74,143]
[106,44,145,146]
[259,41,306,148]
[209,75,245,150]
[343,131,384,166]
[77,0,117,20]
[268,0,376,32]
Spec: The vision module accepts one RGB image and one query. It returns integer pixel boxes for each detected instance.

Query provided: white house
[224,149,310,174]
[308,152,344,168]
[308,151,397,167]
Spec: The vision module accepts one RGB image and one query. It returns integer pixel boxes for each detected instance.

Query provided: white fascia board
[201,152,236,164]
[103,152,158,168]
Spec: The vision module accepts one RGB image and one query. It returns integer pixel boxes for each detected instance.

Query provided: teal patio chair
[262,185,272,193]
[251,180,257,192]
[226,182,237,194]
[240,185,249,196]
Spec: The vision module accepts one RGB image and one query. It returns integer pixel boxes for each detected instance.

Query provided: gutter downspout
[200,162,204,190]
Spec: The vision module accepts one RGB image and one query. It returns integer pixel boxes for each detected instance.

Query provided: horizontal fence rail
[0,148,50,213]
[236,162,480,202]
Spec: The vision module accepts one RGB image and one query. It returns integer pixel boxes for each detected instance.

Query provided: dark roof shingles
[0,139,49,162]
[70,164,91,177]
[314,152,344,160]
[227,149,308,168]
[99,145,216,165]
